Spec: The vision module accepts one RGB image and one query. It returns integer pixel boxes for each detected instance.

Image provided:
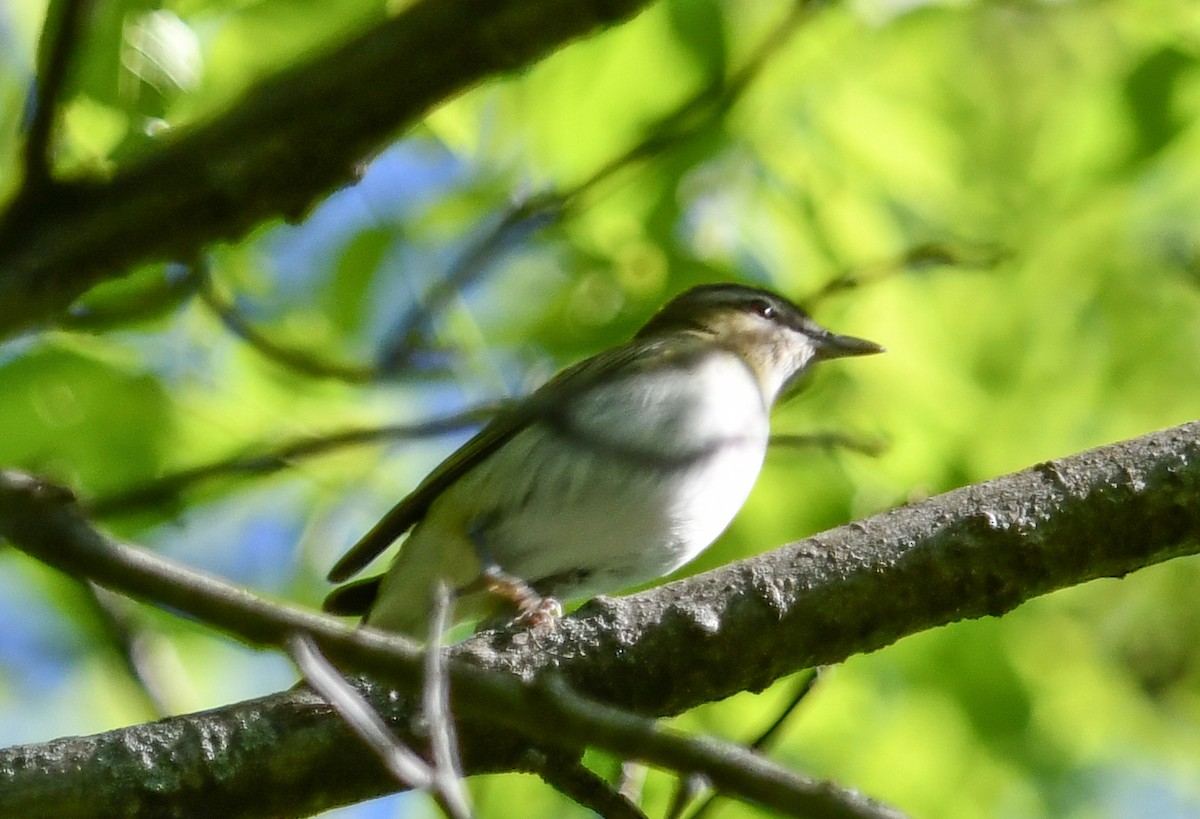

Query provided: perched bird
[324,283,883,638]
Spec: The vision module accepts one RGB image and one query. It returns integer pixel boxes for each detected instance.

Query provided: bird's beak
[813,331,886,360]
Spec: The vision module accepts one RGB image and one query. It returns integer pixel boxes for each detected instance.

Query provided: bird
[324,283,884,638]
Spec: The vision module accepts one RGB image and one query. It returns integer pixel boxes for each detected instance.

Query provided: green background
[2,0,1199,816]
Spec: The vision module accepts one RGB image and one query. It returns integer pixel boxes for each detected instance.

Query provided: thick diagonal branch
[0,476,899,819]
[0,421,1197,818]
[0,0,653,339]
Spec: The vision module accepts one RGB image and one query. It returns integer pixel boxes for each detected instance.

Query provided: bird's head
[635,283,884,404]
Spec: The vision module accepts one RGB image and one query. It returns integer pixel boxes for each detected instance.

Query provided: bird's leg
[463,521,562,628]
[480,565,563,628]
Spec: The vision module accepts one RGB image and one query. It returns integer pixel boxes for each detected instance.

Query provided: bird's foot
[479,566,562,631]
[512,595,563,630]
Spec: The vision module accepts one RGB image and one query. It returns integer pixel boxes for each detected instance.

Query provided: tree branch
[527,752,649,819]
[0,0,655,340]
[84,401,505,518]
[680,670,821,819]
[21,0,92,191]
[196,266,389,384]
[0,421,1197,817]
[0,473,898,819]
[377,0,815,369]
[288,633,472,819]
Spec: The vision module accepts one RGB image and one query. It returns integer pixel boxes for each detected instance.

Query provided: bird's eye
[749,299,776,320]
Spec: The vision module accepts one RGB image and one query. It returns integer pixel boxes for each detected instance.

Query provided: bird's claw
[479,566,562,631]
[512,595,563,631]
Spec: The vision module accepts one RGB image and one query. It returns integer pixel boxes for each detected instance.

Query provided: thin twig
[79,581,170,718]
[529,752,649,819]
[424,584,472,818]
[803,241,1011,309]
[0,469,910,819]
[684,670,822,819]
[197,266,386,384]
[83,410,857,521]
[378,0,814,367]
[0,0,667,340]
[618,759,646,807]
[532,674,906,819]
[769,432,886,458]
[747,670,821,753]
[4,422,1199,816]
[665,773,709,819]
[379,194,564,371]
[568,0,815,205]
[22,0,92,190]
[87,402,505,518]
[751,670,821,752]
[289,634,477,819]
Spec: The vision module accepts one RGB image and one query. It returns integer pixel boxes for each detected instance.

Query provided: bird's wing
[326,338,676,583]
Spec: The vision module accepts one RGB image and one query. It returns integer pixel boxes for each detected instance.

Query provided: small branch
[82,425,867,524]
[79,581,171,718]
[803,241,1011,309]
[292,590,472,818]
[289,635,435,790]
[197,268,385,384]
[0,470,890,819]
[683,670,822,819]
[527,752,649,819]
[665,774,708,819]
[618,760,647,807]
[22,0,92,191]
[378,0,815,367]
[290,634,472,819]
[570,0,815,205]
[2,420,1198,817]
[87,402,505,518]
[0,0,658,339]
[527,675,905,819]
[769,432,886,458]
[379,194,565,371]
[747,670,821,753]
[424,585,471,817]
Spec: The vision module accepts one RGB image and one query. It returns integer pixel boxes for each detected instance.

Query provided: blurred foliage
[2,0,1200,817]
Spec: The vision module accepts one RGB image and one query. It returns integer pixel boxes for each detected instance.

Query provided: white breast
[440,348,771,600]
